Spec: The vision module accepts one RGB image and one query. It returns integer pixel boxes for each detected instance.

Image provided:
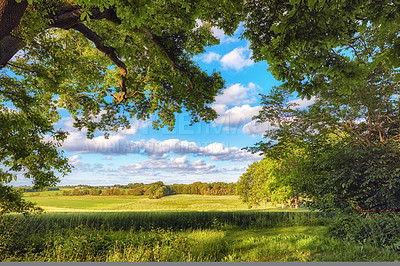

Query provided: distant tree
[127,187,145,196]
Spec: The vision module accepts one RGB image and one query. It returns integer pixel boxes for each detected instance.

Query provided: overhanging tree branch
[140,28,195,91]
[0,3,122,70]
[49,7,121,29]
[71,23,127,103]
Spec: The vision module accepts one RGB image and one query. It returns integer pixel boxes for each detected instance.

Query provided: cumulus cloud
[242,120,275,136]
[220,47,254,71]
[199,52,221,64]
[214,105,261,127]
[61,133,259,161]
[68,155,94,172]
[198,142,261,161]
[120,156,218,175]
[213,83,258,107]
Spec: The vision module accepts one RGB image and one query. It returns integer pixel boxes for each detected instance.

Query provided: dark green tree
[249,64,400,213]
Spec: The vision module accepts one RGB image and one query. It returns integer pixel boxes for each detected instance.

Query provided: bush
[326,213,400,250]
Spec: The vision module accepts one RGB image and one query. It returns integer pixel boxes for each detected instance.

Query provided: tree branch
[0,0,28,40]
[0,3,122,70]
[71,23,127,102]
[140,28,194,90]
[49,7,121,29]
[0,35,22,68]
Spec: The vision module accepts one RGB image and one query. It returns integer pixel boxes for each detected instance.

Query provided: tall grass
[2,212,400,261]
[3,211,330,232]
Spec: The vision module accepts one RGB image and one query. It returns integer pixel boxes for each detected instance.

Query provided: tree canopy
[243,0,400,97]
[0,0,244,213]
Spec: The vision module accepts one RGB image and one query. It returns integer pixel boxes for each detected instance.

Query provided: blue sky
[12,25,313,187]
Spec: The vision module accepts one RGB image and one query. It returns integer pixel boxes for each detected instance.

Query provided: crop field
[23,193,307,212]
[1,193,399,262]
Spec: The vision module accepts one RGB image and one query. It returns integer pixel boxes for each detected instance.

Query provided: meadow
[1,193,400,262]
[23,192,306,212]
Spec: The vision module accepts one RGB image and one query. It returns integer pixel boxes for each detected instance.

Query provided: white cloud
[211,104,227,114]
[214,105,261,127]
[220,47,254,71]
[199,52,221,64]
[213,83,258,107]
[61,132,130,155]
[198,143,261,161]
[242,120,275,136]
[60,133,259,162]
[210,27,238,43]
[120,156,218,175]
[68,155,93,172]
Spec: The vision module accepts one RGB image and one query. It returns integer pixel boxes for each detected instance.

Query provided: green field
[23,193,307,212]
[1,193,398,261]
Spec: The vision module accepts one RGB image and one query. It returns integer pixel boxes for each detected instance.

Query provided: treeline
[59,181,236,199]
[25,187,60,192]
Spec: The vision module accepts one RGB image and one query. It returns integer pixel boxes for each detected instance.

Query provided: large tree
[249,64,400,213]
[0,0,243,213]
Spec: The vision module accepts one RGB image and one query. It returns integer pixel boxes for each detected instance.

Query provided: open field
[3,194,397,261]
[23,193,307,212]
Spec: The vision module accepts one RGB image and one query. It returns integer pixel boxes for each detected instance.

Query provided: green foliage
[242,0,400,97]
[3,211,328,232]
[326,214,400,250]
[236,156,299,209]
[297,143,400,213]
[55,182,236,199]
[247,64,400,213]
[0,185,42,216]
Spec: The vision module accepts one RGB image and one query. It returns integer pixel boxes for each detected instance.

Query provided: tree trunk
[0,0,27,40]
[281,200,286,208]
[294,194,299,209]
[0,0,27,68]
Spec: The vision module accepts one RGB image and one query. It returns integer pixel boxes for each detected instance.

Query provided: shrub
[326,213,400,250]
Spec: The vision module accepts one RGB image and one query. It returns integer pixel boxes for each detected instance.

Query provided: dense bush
[298,143,400,213]
[326,213,400,250]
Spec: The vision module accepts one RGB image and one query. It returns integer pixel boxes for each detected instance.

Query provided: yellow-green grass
[23,194,308,213]
[23,189,72,197]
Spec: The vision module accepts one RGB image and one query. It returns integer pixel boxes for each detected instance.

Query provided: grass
[2,213,400,262]
[3,194,398,261]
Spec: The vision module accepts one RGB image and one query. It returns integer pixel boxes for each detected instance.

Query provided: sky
[12,25,312,187]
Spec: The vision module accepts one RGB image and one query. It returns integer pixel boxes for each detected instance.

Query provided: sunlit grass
[23,194,308,212]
